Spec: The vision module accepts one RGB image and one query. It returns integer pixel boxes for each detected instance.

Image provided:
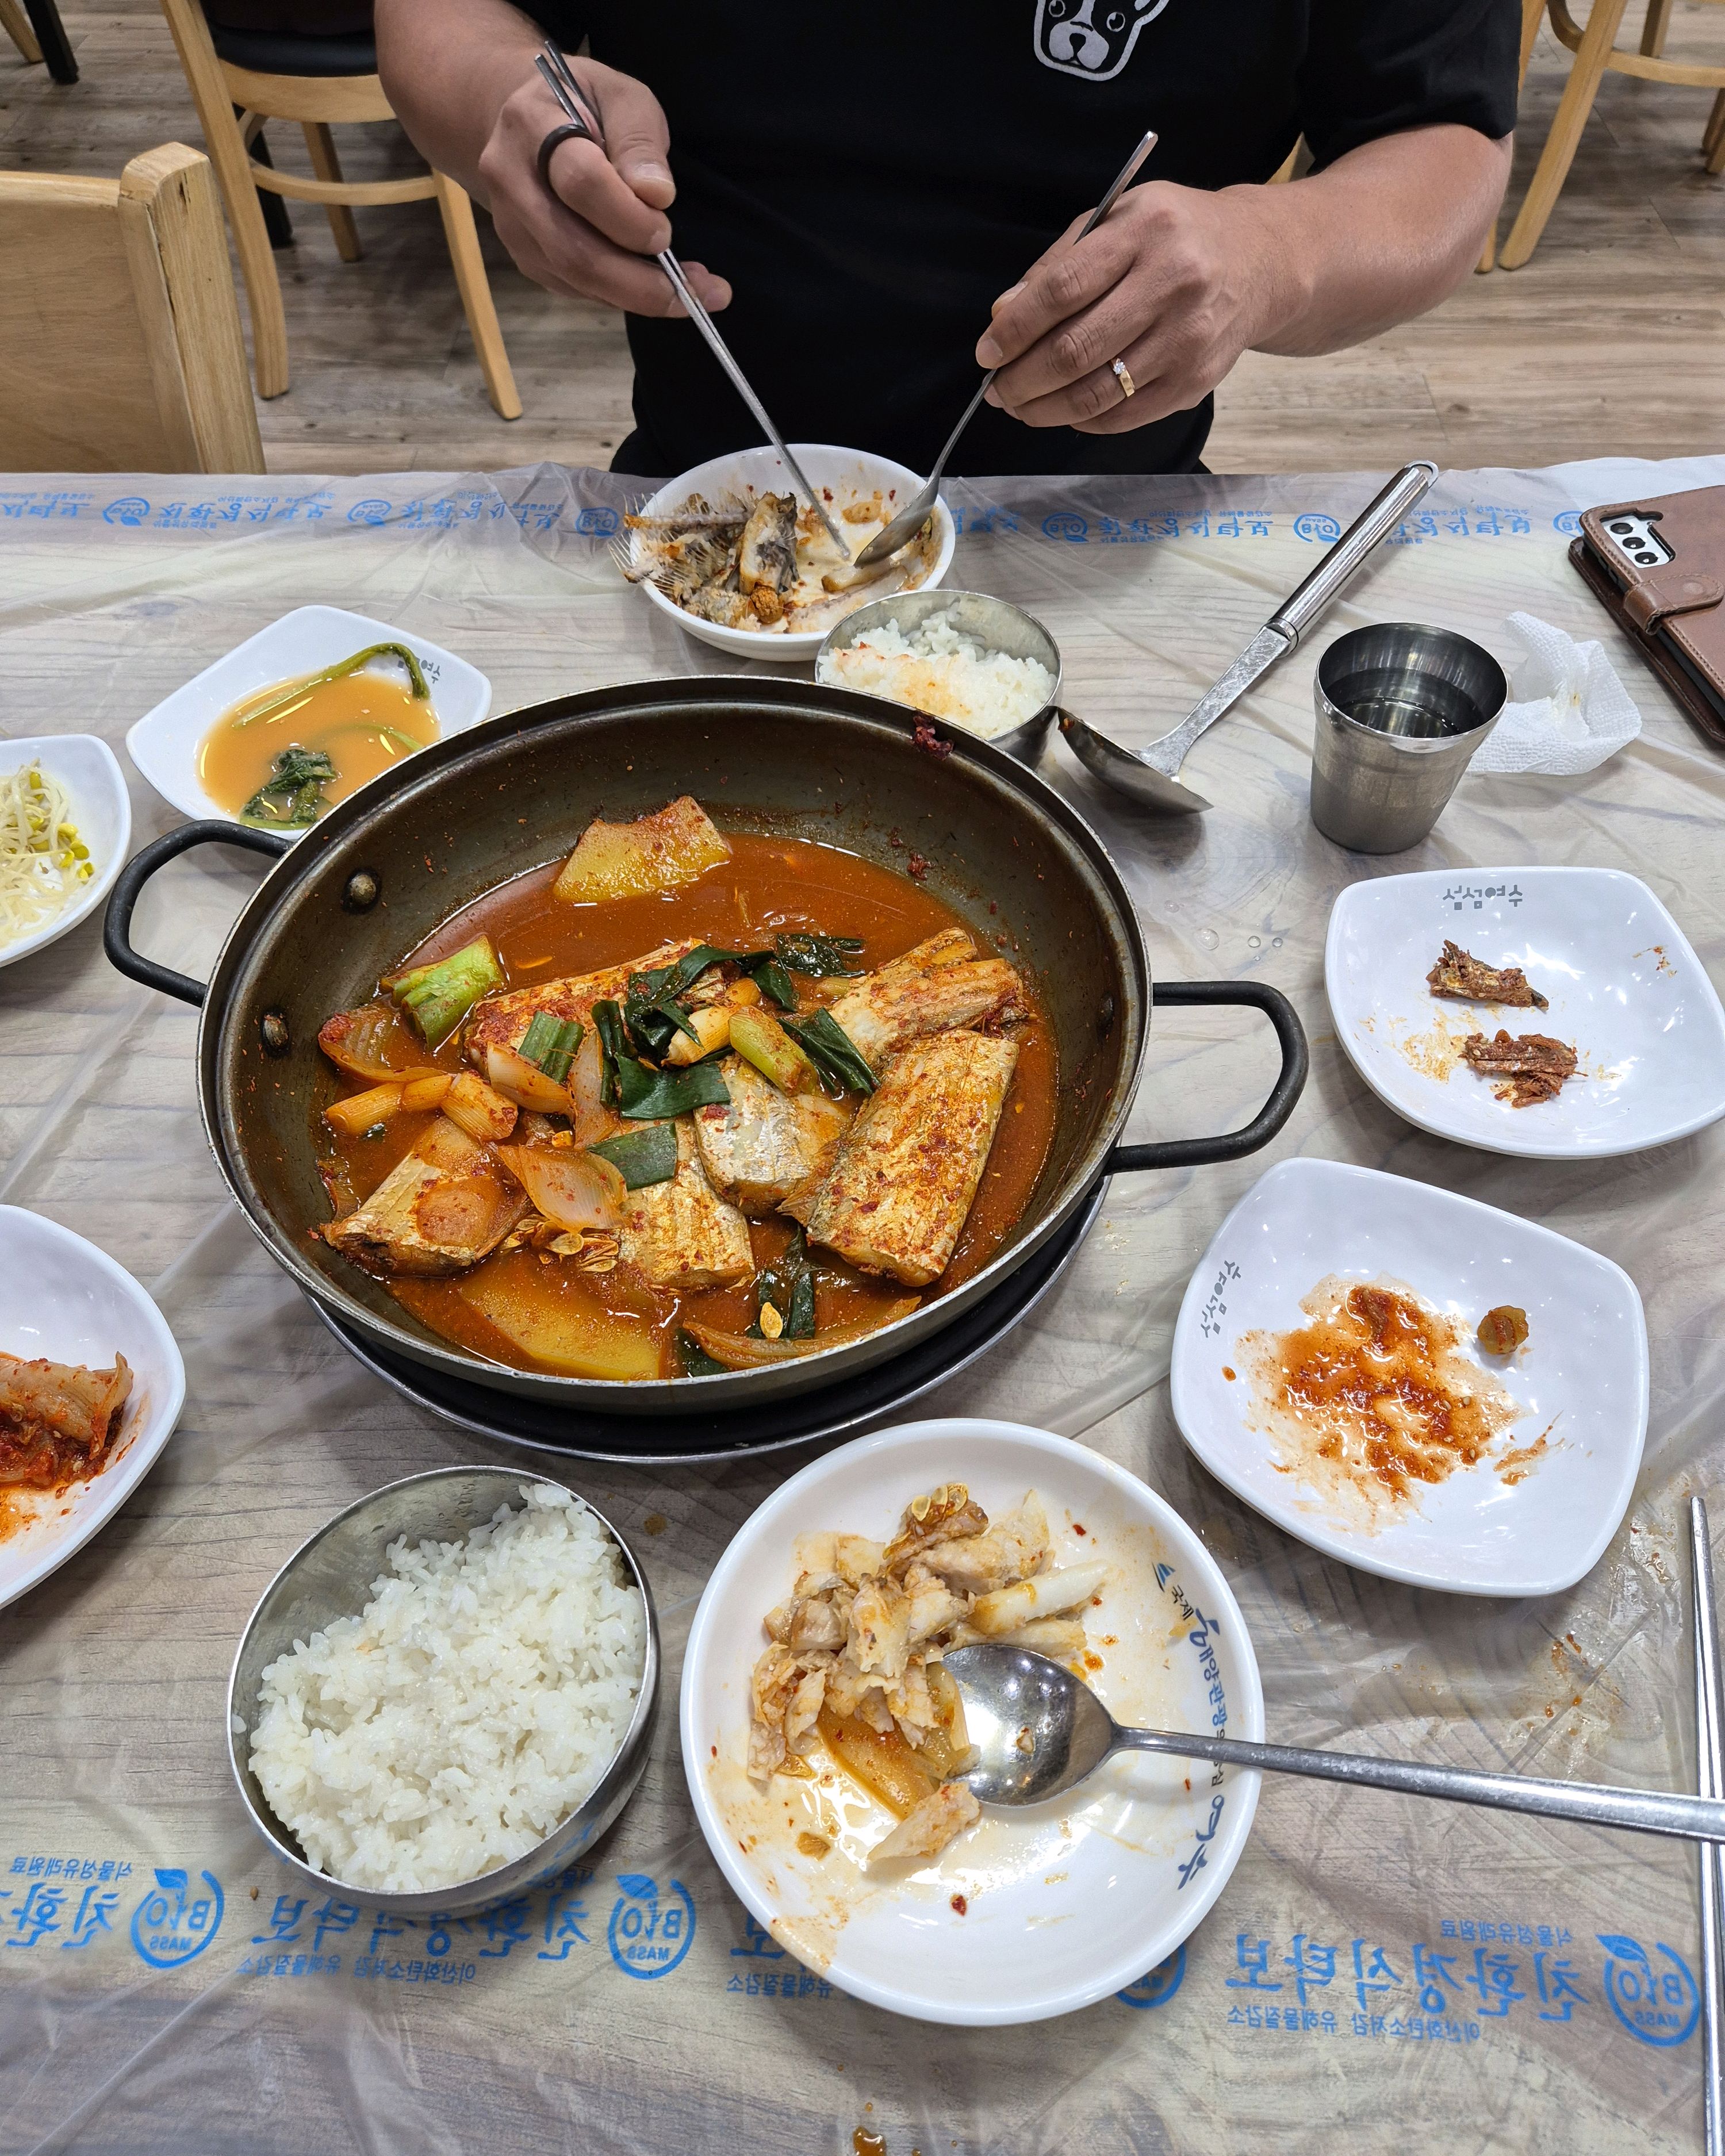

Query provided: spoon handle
[1113,1726,1725,1846]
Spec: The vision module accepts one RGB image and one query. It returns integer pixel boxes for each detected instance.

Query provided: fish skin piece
[825,933,1026,1073]
[804,1030,1019,1287]
[691,1054,852,1214]
[463,938,704,1070]
[616,1119,755,1290]
[317,1115,529,1276]
[866,1781,980,1867]
[737,493,799,595]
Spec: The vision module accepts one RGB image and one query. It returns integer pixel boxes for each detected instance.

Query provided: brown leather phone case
[1571,487,1725,750]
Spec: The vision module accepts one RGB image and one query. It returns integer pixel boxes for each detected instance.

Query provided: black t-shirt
[520,2,1517,477]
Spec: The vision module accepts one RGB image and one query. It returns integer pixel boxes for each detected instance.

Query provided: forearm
[375,0,543,204]
[1236,126,1512,358]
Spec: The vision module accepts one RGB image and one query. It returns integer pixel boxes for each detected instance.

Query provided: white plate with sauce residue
[680,1418,1262,2027]
[1169,1160,1648,1597]
[125,604,490,835]
[0,1207,186,1611]
[1325,864,1725,1157]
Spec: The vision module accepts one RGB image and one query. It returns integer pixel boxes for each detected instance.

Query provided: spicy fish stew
[313,798,1056,1383]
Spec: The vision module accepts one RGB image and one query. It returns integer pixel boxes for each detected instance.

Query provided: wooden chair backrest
[0,143,263,473]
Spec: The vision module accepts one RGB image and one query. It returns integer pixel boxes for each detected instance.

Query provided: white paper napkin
[1469,611,1642,775]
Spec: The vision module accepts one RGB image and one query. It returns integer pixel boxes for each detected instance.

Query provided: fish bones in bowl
[623,443,955,661]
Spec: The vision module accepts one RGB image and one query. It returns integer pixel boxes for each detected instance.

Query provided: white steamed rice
[248,1483,646,1894]
[819,609,1054,739]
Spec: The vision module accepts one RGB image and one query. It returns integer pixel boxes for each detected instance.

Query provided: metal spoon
[1057,459,1438,814]
[534,45,852,559]
[850,128,1160,573]
[942,1644,1725,1847]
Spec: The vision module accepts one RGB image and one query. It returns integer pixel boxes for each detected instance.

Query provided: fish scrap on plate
[747,1483,1107,1867]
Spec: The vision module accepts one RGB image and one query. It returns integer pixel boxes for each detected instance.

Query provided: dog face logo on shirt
[1033,0,1170,82]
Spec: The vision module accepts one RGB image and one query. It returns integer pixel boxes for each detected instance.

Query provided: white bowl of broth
[125,605,490,837]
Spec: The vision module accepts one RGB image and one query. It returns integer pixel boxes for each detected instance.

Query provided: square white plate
[680,1418,1263,2025]
[124,605,490,835]
[1168,1160,1647,1597]
[0,1207,186,1610]
[1325,865,1725,1157]
[0,735,131,972]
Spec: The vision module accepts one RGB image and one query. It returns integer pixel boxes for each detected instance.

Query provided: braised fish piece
[317,1115,530,1276]
[463,937,704,1069]
[1427,940,1548,1010]
[692,1055,852,1214]
[616,1119,755,1291]
[736,493,799,596]
[1460,1029,1578,1107]
[865,1782,980,1868]
[804,1030,1019,1286]
[825,931,1026,1073]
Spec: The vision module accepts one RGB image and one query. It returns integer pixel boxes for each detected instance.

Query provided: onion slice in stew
[682,1299,919,1368]
[495,1145,626,1232]
[485,1044,574,1114]
[318,1004,440,1085]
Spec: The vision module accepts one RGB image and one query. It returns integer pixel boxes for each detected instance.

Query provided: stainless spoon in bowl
[851,128,1159,574]
[1057,460,1438,815]
[942,1644,1725,1846]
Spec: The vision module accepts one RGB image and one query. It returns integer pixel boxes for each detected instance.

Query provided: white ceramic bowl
[680,1417,1263,2026]
[0,1206,186,1610]
[125,605,491,835]
[0,735,130,972]
[1169,1159,1649,1597]
[1325,865,1725,1157]
[631,444,956,662]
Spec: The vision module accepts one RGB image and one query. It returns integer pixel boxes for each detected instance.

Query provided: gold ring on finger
[1111,357,1137,399]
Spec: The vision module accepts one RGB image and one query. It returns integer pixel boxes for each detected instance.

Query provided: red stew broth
[316,832,1057,1379]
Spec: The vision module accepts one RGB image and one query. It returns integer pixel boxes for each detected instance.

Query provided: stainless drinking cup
[1309,623,1508,853]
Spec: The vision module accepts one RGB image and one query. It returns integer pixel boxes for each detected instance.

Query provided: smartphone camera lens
[1609,520,1634,534]
[1637,551,1658,563]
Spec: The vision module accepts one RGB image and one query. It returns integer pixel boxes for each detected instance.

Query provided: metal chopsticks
[533,47,852,558]
[1695,1496,1725,2156]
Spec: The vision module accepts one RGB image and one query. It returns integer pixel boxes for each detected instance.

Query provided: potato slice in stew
[552,795,730,904]
[458,1269,662,1380]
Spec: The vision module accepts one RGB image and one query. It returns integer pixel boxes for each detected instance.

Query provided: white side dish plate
[1325,864,1725,1157]
[1169,1159,1648,1597]
[632,443,956,662]
[0,735,131,972]
[681,1417,1262,2026]
[0,1207,186,1610]
[125,604,491,833]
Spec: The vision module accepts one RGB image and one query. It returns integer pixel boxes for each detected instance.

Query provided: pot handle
[1106,980,1308,1175]
[103,820,293,1008]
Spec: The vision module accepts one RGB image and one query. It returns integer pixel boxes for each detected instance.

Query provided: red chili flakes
[912,718,953,759]
[907,852,929,880]
[949,1894,968,1916]
[1072,1523,1086,1536]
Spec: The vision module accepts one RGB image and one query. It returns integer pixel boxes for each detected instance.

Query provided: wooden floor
[2,1,1723,475]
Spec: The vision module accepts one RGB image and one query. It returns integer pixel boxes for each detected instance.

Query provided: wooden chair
[0,0,77,83]
[159,0,520,416]
[1500,0,1725,268]
[0,143,263,473]
[1478,0,1550,270]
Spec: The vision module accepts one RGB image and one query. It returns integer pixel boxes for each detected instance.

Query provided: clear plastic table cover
[1,455,1723,2156]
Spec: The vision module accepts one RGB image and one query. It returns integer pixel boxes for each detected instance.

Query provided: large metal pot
[105,678,1306,1414]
